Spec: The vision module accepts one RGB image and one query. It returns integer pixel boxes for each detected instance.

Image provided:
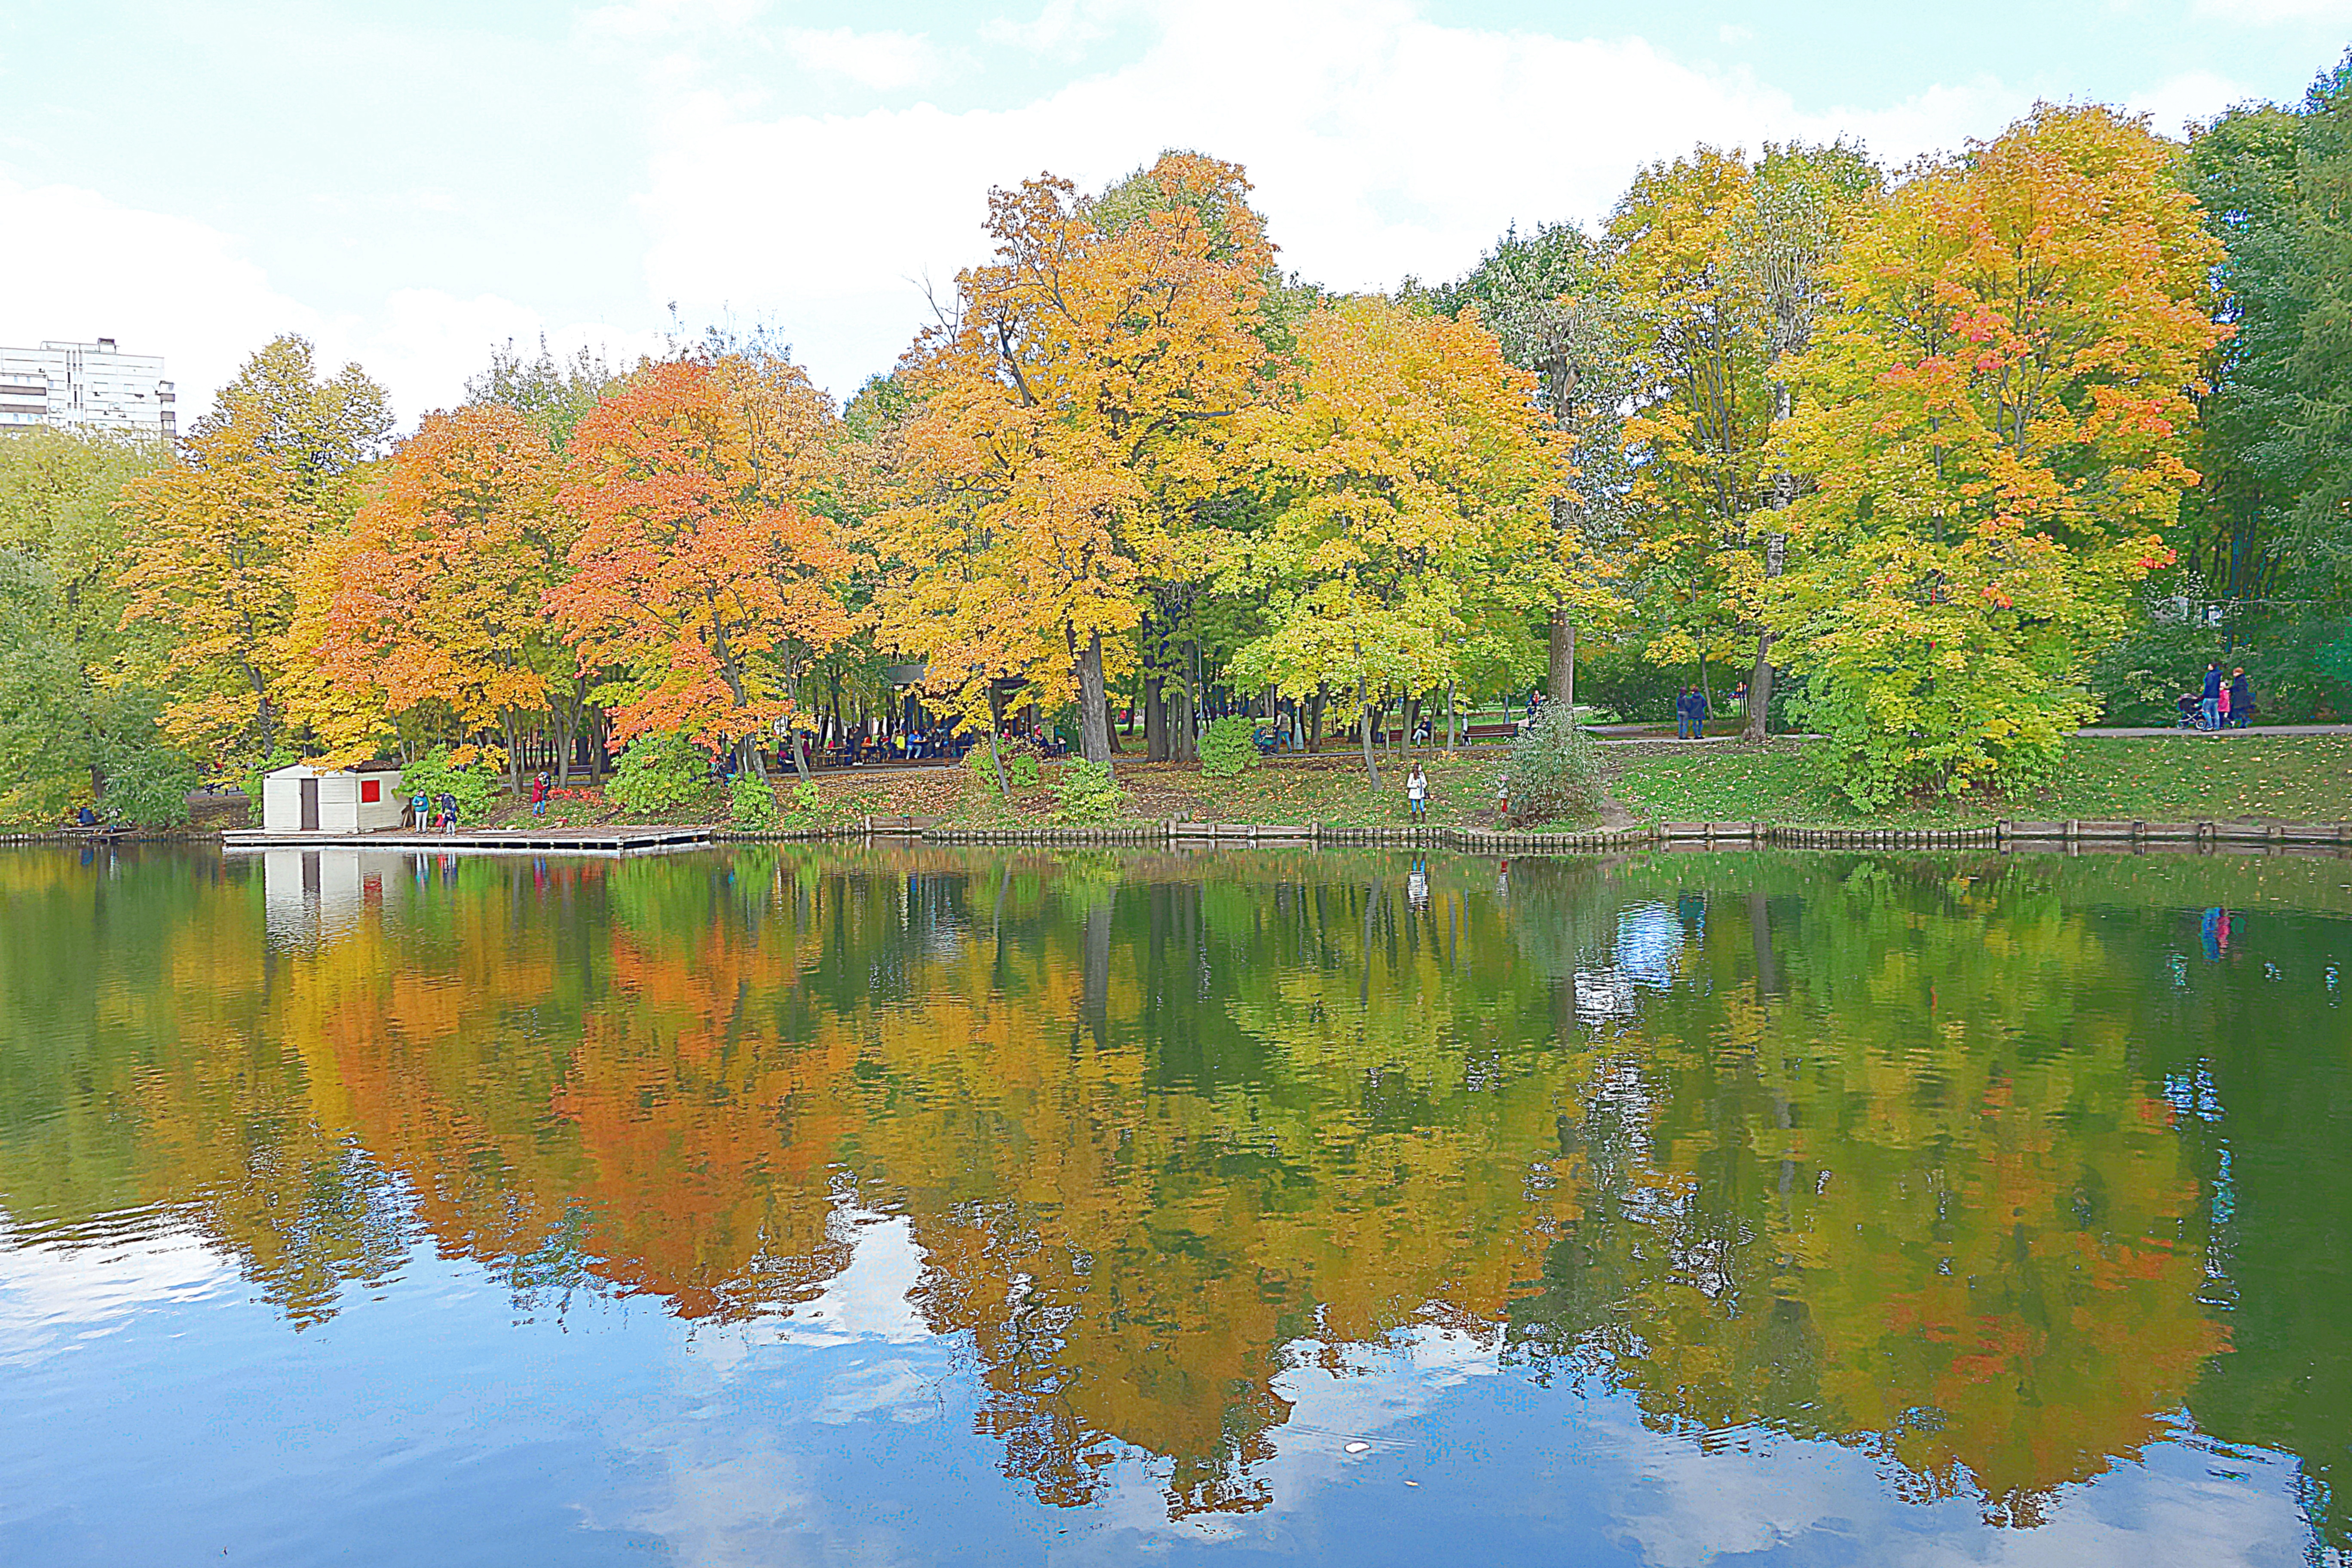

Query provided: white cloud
[782,27,947,91]
[0,174,320,416]
[981,0,1132,54]
[2131,69,2260,135]
[635,0,2043,395]
[2190,0,2345,20]
[343,289,670,425]
[0,174,670,429]
[3,0,2275,423]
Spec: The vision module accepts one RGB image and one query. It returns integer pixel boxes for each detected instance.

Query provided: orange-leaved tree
[550,355,852,780]
[1766,104,2226,806]
[289,404,576,783]
[872,153,1273,767]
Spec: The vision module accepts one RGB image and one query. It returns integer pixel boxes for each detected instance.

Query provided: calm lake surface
[2,843,2349,1566]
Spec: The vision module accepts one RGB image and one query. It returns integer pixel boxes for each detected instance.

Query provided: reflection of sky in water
[0,1214,2318,1567]
[1573,900,1689,1022]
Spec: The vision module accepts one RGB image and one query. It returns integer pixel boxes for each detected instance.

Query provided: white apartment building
[0,338,176,438]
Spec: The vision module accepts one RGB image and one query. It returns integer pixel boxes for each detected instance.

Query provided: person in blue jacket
[2200,662,2223,730]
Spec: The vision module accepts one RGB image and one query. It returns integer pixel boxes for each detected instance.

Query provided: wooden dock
[220,826,714,857]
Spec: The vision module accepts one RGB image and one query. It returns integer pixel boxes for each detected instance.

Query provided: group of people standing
[409,787,462,831]
[2191,664,2257,730]
[1673,687,1711,740]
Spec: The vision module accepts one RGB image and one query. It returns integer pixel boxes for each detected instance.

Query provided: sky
[1,0,2344,426]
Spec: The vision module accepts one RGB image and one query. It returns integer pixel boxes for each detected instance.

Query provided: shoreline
[14,815,2349,858]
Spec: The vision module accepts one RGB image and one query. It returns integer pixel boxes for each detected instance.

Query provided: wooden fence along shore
[715,816,2352,855]
[9,818,2352,855]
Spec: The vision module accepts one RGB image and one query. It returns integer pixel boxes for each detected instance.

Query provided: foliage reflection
[1,845,2346,1541]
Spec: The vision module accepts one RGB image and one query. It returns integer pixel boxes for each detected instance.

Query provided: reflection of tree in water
[5,847,2351,1544]
[1511,856,2239,1528]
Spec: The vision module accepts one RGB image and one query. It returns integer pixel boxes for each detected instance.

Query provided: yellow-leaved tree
[1222,297,1564,784]
[120,337,391,766]
[1767,104,2226,805]
[872,152,1273,768]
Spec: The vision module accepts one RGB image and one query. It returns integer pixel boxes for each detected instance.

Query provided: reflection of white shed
[259,763,406,835]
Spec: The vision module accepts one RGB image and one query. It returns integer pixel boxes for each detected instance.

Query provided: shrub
[1050,758,1124,824]
[606,732,710,815]
[1503,704,1604,824]
[99,741,199,827]
[401,745,499,821]
[964,734,1047,793]
[239,746,299,802]
[729,771,781,829]
[781,779,823,826]
[1197,715,1262,778]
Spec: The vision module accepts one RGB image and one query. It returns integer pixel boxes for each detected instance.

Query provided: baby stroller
[2175,693,2201,730]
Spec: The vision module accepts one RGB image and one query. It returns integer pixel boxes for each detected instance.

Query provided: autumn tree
[463,335,621,451]
[120,336,392,764]
[292,403,581,785]
[551,354,853,780]
[1767,105,2226,805]
[1438,221,1638,710]
[1608,148,1775,711]
[1724,142,1882,738]
[1223,297,1563,784]
[2151,51,2352,722]
[0,426,181,821]
[873,152,1273,768]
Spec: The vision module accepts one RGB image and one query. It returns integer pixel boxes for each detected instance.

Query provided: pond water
[2,843,2349,1566]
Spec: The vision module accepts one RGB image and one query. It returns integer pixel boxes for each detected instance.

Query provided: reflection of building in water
[1571,900,1689,1023]
[261,848,411,947]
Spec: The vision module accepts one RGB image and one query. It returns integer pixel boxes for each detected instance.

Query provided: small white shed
[259,763,407,835]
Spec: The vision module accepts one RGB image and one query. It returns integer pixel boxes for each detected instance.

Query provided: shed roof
[266,760,403,779]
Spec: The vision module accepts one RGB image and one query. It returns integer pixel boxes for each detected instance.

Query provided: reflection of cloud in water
[0,1225,234,1365]
[1069,1322,1504,1551]
[1602,1410,2311,1567]
[1572,900,1690,1022]
[772,1212,931,1347]
[609,1213,947,1565]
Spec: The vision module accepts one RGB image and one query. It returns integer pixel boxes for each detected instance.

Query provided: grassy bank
[1607,734,2352,826]
[110,732,2343,840]
[477,749,1540,834]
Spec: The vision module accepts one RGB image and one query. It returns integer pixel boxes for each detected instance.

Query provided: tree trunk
[1072,629,1113,769]
[1105,700,1122,754]
[1359,704,1381,790]
[501,714,523,793]
[1169,662,1197,764]
[1548,608,1577,715]
[1307,685,1326,753]
[1748,521,1786,743]
[787,721,811,784]
[986,726,1010,793]
[1144,670,1168,761]
[1446,682,1458,750]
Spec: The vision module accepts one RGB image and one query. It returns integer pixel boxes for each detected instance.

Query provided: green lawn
[1608,735,2352,825]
